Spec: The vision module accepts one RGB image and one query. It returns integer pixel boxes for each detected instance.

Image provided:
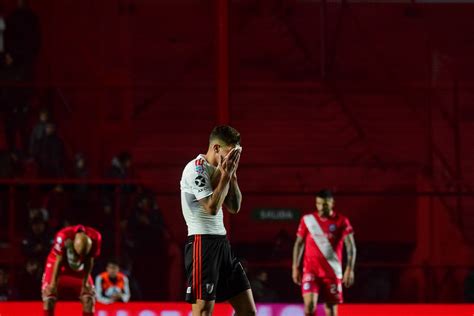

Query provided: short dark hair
[209,125,241,146]
[107,258,120,267]
[316,189,333,199]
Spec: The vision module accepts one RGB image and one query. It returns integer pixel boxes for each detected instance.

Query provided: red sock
[83,312,94,316]
[44,310,54,316]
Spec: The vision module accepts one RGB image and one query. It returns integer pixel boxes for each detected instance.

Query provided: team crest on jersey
[195,159,205,174]
[303,282,311,290]
[186,286,192,294]
[205,283,215,294]
[195,165,205,174]
[329,224,337,232]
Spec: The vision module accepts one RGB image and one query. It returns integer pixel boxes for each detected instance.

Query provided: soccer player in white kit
[180,125,256,316]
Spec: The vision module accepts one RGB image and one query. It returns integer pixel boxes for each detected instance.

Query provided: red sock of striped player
[44,310,54,316]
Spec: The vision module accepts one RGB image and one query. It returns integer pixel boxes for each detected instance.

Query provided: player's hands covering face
[218,147,241,178]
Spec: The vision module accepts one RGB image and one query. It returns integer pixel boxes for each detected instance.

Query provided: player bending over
[42,224,101,316]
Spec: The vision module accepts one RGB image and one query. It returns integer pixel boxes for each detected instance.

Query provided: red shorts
[301,273,343,304]
[41,259,94,301]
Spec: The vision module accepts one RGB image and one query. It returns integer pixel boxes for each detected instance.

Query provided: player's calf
[302,293,318,316]
[42,298,55,316]
[324,303,338,316]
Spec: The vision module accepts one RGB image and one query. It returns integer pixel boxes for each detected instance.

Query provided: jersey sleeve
[341,217,354,237]
[296,216,308,239]
[51,231,66,257]
[187,163,213,201]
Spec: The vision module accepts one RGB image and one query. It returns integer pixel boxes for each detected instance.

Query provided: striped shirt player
[292,190,357,316]
[180,125,256,315]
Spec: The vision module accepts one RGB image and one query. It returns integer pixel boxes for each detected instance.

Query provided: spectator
[95,259,131,304]
[69,153,90,223]
[73,153,88,179]
[42,184,70,228]
[271,229,293,259]
[28,206,48,223]
[36,122,65,178]
[0,149,22,177]
[1,0,41,154]
[125,192,167,255]
[29,108,49,159]
[125,191,167,300]
[107,151,133,179]
[21,217,52,260]
[17,258,42,300]
[120,256,142,301]
[0,268,17,301]
[250,270,278,302]
[102,151,134,211]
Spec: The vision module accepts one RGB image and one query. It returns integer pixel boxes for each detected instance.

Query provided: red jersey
[296,211,353,279]
[47,225,102,275]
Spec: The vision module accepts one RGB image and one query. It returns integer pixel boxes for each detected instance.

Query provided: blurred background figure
[95,259,131,304]
[29,108,50,160]
[0,268,17,301]
[1,0,40,155]
[21,216,52,261]
[36,122,64,178]
[124,190,168,300]
[17,258,42,300]
[250,269,278,302]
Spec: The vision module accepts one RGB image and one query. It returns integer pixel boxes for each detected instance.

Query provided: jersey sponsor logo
[194,175,206,188]
[205,283,214,294]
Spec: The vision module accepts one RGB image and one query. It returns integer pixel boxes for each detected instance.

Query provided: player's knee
[194,300,213,313]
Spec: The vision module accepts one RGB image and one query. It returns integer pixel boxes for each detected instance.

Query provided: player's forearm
[345,237,357,271]
[292,241,304,269]
[206,173,231,215]
[224,177,242,214]
[346,245,356,270]
[51,256,63,287]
